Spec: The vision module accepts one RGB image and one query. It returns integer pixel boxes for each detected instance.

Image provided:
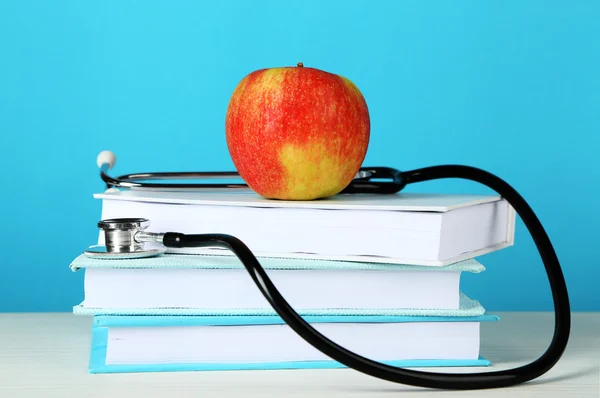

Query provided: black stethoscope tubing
[100,160,571,390]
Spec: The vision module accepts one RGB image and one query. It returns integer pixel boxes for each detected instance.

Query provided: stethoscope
[84,150,571,390]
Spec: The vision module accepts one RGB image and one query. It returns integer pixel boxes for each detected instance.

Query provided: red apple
[225,63,370,200]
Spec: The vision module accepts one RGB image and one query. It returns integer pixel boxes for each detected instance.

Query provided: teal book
[71,253,487,316]
[89,313,498,374]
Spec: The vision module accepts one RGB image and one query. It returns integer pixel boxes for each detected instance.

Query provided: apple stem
[297,62,304,67]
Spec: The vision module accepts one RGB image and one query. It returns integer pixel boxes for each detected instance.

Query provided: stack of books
[69,188,515,374]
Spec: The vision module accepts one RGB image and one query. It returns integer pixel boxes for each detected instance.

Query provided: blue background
[0,0,598,312]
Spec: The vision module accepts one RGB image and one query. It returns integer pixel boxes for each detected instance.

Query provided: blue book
[89,313,498,374]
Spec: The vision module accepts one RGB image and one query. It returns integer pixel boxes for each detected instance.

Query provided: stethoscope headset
[86,150,570,391]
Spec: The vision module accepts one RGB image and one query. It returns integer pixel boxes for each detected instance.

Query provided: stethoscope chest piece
[84,217,167,259]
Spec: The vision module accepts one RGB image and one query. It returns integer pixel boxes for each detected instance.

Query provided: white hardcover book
[94,189,515,266]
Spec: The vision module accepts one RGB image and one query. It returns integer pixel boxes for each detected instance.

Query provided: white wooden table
[0,312,598,397]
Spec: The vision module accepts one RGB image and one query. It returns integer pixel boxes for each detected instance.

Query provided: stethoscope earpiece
[97,150,117,170]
